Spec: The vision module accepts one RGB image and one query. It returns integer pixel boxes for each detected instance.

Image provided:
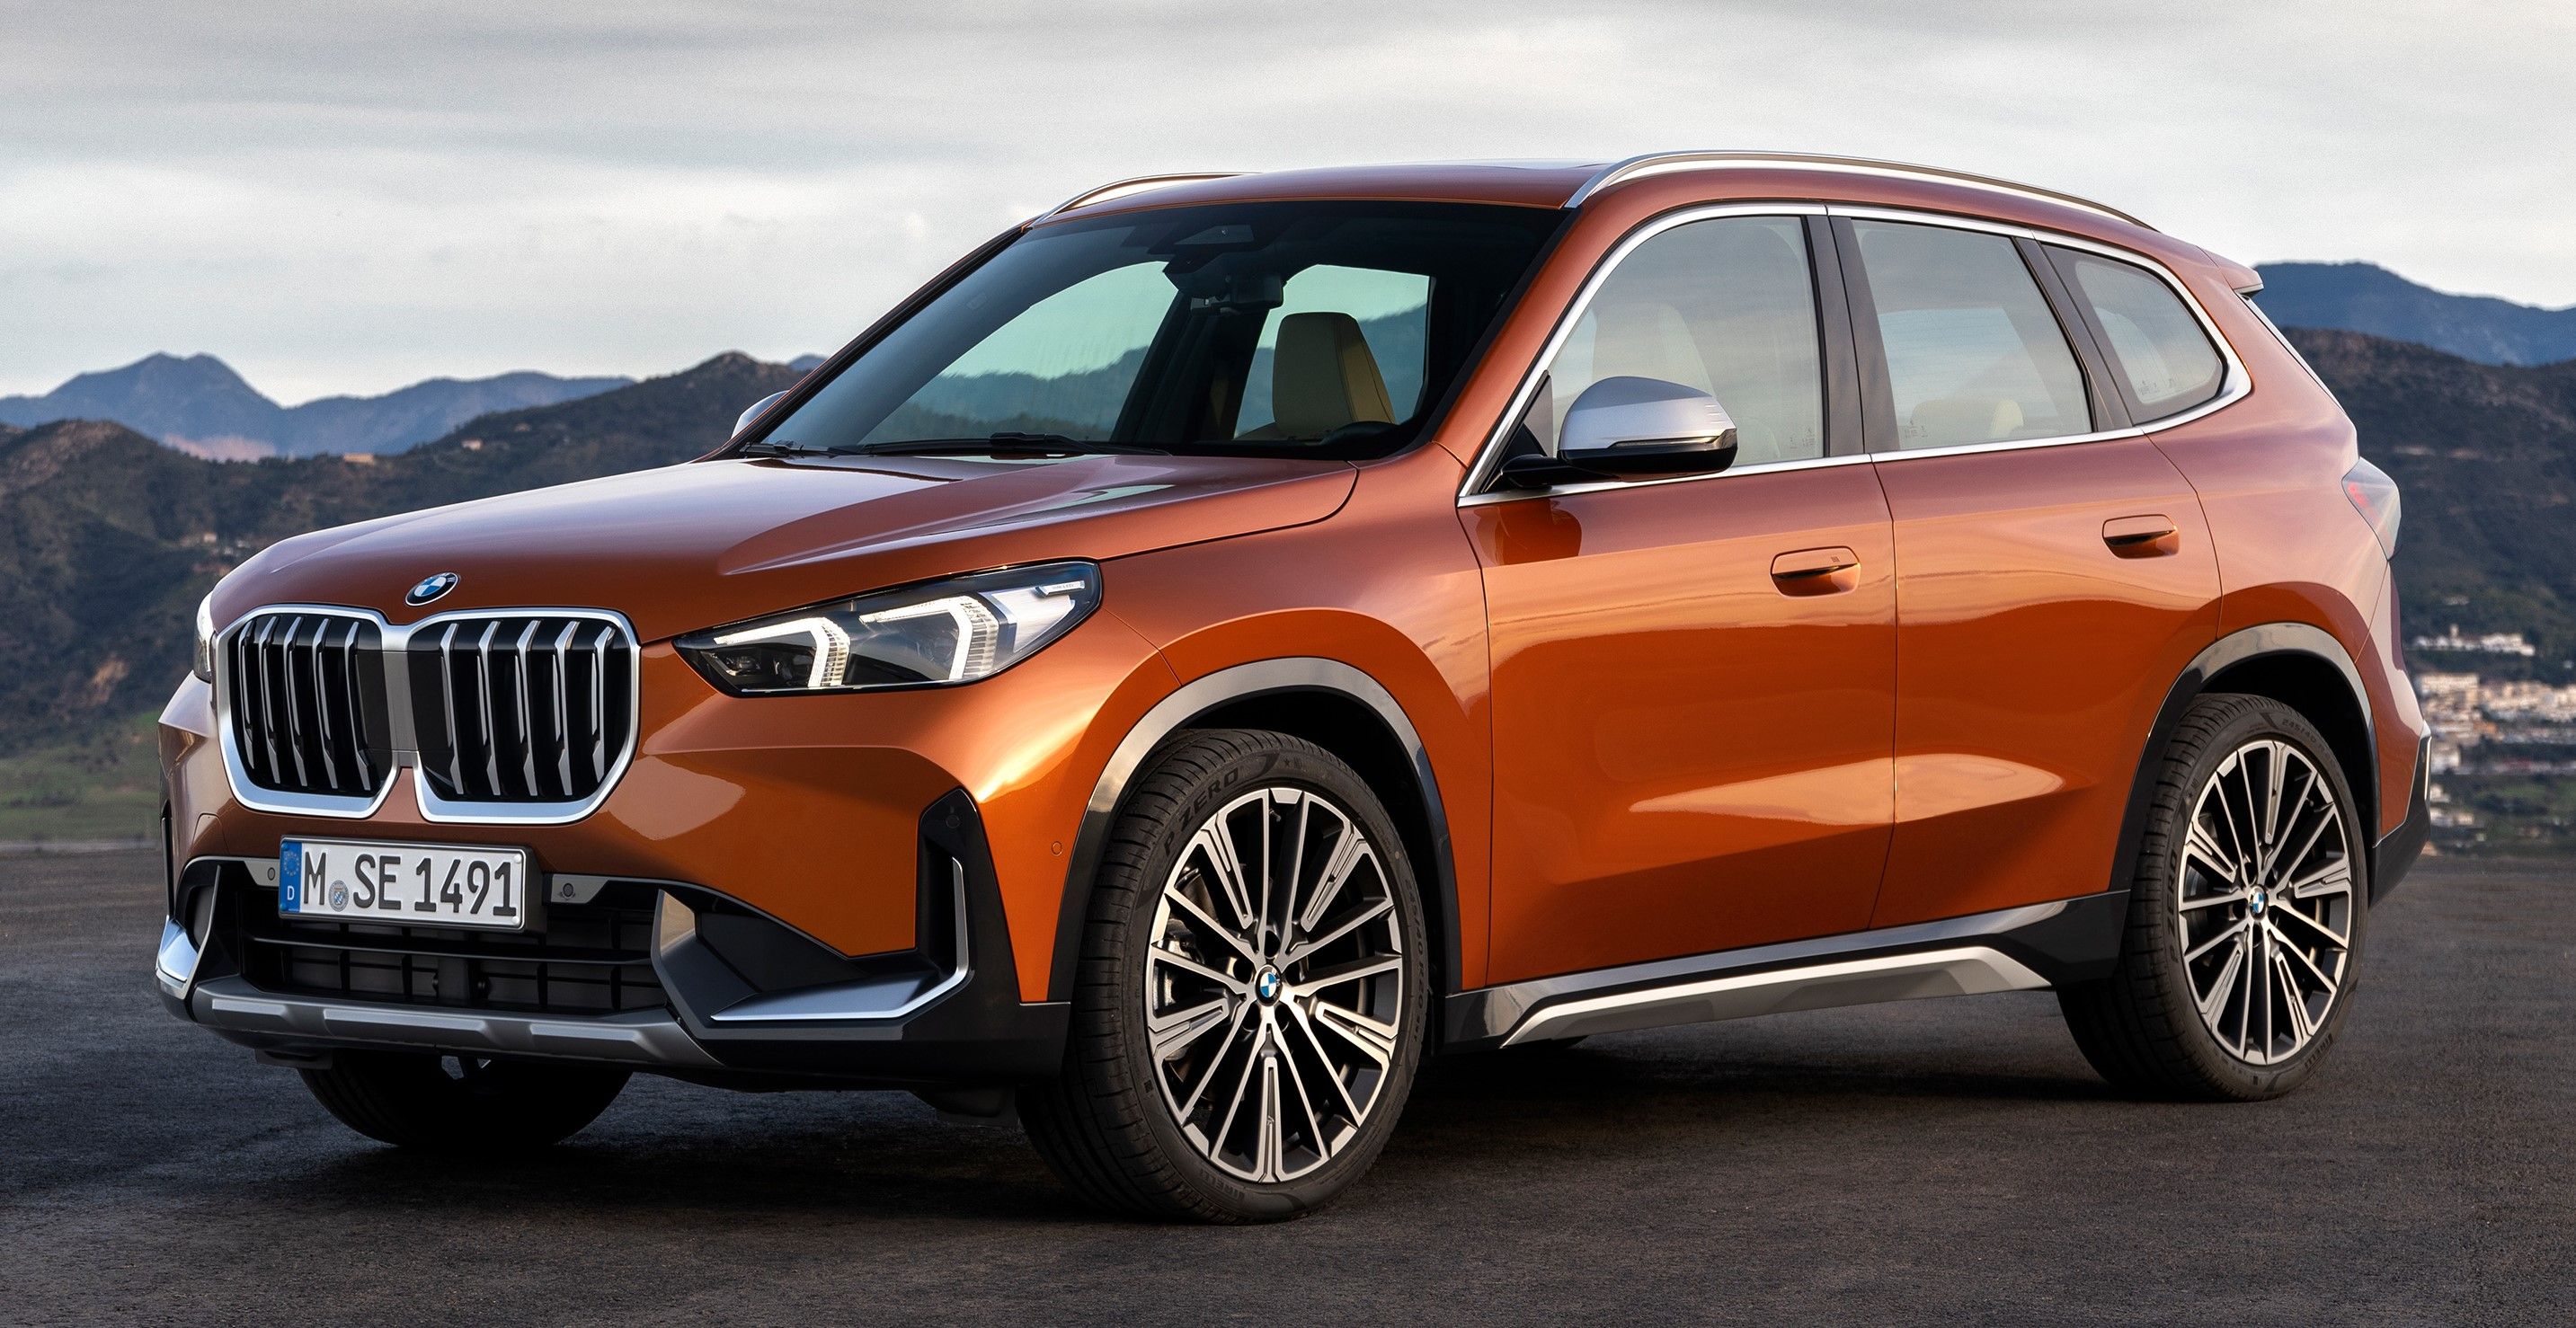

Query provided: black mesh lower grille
[236,885,664,1016]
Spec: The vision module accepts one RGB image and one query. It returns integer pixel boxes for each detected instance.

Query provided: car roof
[1037,153,2167,250]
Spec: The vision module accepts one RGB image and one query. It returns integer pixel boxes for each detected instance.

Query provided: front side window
[2050,247,2226,419]
[1851,220,2091,449]
[751,201,1559,460]
[1524,215,1825,467]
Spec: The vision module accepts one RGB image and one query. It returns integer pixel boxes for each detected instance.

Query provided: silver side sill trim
[189,976,722,1068]
[1499,946,2049,1048]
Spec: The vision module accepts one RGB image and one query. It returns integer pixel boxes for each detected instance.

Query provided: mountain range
[0,354,631,460]
[2,323,2572,845]
[3,323,2572,753]
[0,352,798,753]
[5,261,2565,472]
[2255,262,2576,367]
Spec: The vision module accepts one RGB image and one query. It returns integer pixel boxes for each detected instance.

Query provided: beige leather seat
[1242,312,1394,439]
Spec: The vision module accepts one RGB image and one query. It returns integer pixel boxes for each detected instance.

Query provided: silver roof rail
[1039,172,1246,222]
[1566,151,2152,230]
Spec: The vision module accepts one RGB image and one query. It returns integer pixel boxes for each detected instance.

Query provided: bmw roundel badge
[406,571,459,606]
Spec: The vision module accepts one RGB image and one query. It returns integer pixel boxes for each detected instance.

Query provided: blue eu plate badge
[280,840,303,912]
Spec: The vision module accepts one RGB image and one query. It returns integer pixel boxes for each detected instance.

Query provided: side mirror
[733,390,792,438]
[1553,376,1739,478]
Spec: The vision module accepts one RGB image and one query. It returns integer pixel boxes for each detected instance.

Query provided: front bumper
[156,790,1067,1088]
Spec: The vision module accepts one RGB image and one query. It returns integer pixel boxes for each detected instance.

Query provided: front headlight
[192,593,217,683]
[678,562,1101,695]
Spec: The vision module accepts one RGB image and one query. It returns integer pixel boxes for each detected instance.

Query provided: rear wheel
[1022,730,1429,1223]
[2060,694,2368,1100]
[299,1051,629,1150]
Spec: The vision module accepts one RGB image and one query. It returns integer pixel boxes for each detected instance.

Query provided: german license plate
[280,838,530,930]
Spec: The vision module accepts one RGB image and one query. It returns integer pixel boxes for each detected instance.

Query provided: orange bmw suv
[157,154,2429,1222]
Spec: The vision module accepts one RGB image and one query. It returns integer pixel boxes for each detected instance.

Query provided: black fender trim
[652,789,1069,1085]
[2112,622,2378,908]
[2372,735,2431,904]
[1048,658,1459,1004]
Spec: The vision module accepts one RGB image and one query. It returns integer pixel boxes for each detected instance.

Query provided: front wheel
[2059,694,2368,1101]
[1021,729,1430,1223]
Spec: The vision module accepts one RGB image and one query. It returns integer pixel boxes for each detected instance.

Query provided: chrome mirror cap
[1555,376,1740,477]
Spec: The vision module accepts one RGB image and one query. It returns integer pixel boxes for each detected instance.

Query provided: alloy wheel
[1142,786,1407,1182]
[2175,737,2356,1066]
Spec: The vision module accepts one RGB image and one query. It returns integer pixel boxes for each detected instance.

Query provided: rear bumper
[2371,734,2432,904]
[156,790,1068,1089]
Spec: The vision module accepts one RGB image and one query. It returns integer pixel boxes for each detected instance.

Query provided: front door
[1463,212,1897,985]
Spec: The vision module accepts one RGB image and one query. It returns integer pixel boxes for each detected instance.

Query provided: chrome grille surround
[213,604,641,825]
[224,611,386,802]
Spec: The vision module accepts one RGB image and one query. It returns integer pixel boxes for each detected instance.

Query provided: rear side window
[1849,220,2092,449]
[1531,215,1825,466]
[2049,248,2226,419]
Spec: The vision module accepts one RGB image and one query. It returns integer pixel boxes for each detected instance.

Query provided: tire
[1020,729,1431,1223]
[299,1051,630,1151]
[2059,693,2369,1101]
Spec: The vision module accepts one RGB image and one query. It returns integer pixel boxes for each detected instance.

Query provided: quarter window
[1528,216,1825,466]
[1850,220,2091,449]
[2050,248,2226,419]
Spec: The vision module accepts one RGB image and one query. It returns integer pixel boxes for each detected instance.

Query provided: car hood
[213,453,1357,641]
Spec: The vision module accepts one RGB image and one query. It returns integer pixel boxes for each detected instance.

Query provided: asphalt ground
[3,850,2568,1326]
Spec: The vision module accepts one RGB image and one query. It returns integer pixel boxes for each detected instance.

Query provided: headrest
[1271,312,1395,438]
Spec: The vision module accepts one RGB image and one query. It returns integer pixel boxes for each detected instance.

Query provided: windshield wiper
[845,433,1171,456]
[737,433,1170,459]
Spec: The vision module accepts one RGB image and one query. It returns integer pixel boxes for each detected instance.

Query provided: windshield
[748,200,1562,459]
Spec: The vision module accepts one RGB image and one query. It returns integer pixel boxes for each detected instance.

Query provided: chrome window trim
[1827,205,2253,452]
[1455,202,2252,508]
[1453,202,1829,503]
[211,603,642,827]
[1457,451,1873,508]
[1567,151,2153,229]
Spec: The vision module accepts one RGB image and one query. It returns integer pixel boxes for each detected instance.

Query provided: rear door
[1462,210,1898,984]
[1834,213,2222,927]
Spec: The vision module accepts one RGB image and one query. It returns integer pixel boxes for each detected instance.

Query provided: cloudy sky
[4,0,2571,403]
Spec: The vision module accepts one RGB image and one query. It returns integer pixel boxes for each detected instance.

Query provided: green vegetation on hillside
[0,353,801,763]
[0,712,162,843]
[2287,328,2576,684]
[3,331,2572,850]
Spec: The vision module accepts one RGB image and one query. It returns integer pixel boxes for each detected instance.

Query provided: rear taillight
[2343,457,2402,557]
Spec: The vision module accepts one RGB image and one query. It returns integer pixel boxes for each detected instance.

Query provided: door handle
[2101,515,2181,557]
[1771,545,1861,595]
